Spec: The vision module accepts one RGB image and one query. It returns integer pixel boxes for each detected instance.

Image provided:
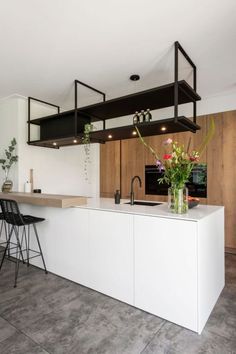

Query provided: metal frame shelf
[27,41,201,148]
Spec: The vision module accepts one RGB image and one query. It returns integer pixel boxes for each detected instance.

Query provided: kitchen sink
[124,201,162,206]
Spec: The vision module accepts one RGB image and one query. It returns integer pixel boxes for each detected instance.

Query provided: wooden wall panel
[207,111,236,249]
[100,110,236,250]
[121,138,145,199]
[100,141,121,198]
[222,111,236,249]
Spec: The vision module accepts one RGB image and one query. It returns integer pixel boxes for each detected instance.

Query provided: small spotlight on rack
[52,142,57,146]
[108,134,112,139]
[73,139,78,143]
[161,126,167,132]
[132,131,137,136]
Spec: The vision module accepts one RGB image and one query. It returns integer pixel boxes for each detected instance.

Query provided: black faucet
[130,176,142,205]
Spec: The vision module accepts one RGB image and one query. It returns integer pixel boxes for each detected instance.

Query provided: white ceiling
[0,0,236,110]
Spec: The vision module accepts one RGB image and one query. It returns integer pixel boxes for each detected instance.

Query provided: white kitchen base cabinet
[5,200,224,334]
[88,210,134,305]
[134,208,224,334]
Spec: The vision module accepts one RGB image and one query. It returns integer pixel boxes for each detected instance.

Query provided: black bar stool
[0,211,5,239]
[0,199,47,287]
[0,211,9,251]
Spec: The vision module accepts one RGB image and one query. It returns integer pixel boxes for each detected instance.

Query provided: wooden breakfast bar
[0,192,87,208]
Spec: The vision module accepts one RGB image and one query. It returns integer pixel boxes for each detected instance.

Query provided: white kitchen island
[2,198,224,334]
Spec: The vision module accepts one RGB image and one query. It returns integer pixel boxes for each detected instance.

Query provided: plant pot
[168,185,188,214]
[2,179,13,193]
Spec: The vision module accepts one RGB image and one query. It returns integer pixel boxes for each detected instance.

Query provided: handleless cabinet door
[88,210,134,305]
[19,205,91,288]
[134,215,198,332]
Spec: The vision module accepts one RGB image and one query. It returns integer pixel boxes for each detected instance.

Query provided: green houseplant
[0,138,18,192]
[82,123,93,181]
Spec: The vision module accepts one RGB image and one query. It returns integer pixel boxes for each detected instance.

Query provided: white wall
[0,96,19,190]
[0,96,100,197]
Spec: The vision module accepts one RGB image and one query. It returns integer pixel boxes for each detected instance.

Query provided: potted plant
[0,138,18,192]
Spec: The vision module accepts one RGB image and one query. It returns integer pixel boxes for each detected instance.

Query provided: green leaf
[11,138,17,146]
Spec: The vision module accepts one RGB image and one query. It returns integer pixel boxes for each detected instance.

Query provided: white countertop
[75,198,224,222]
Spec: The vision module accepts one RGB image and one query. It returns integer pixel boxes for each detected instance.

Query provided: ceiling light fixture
[161,126,167,131]
[130,74,140,81]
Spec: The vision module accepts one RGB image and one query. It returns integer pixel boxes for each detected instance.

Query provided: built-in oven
[145,164,207,198]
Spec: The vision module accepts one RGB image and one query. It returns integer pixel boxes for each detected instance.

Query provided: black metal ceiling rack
[27,41,201,149]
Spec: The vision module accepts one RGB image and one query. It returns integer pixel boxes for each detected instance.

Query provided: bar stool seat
[0,198,47,287]
[22,215,45,225]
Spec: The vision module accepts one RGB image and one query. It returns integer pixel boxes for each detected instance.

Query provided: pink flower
[163,138,172,145]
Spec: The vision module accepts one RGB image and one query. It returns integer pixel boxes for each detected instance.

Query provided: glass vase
[1,168,13,193]
[168,185,188,214]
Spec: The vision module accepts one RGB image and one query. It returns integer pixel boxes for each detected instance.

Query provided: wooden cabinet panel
[207,111,236,249]
[100,140,121,198]
[121,138,145,199]
[222,111,236,249]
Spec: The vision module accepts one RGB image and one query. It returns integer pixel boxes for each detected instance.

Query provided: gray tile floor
[0,255,236,354]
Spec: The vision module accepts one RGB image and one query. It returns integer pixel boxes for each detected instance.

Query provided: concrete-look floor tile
[205,284,236,340]
[0,317,17,343]
[0,268,86,329]
[225,254,236,287]
[142,321,236,354]
[22,295,165,354]
[0,261,33,291]
[59,297,165,354]
[20,291,107,354]
[0,331,49,354]
[1,256,236,354]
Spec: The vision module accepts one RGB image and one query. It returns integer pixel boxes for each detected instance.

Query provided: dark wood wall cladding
[100,110,236,250]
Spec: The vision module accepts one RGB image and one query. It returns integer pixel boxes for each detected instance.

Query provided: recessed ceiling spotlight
[130,74,140,81]
[73,139,78,143]
[161,126,167,131]
[132,131,137,135]
[108,134,112,139]
[52,142,57,146]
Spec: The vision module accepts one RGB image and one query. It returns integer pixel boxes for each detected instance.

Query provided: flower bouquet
[156,138,199,213]
[135,118,215,214]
